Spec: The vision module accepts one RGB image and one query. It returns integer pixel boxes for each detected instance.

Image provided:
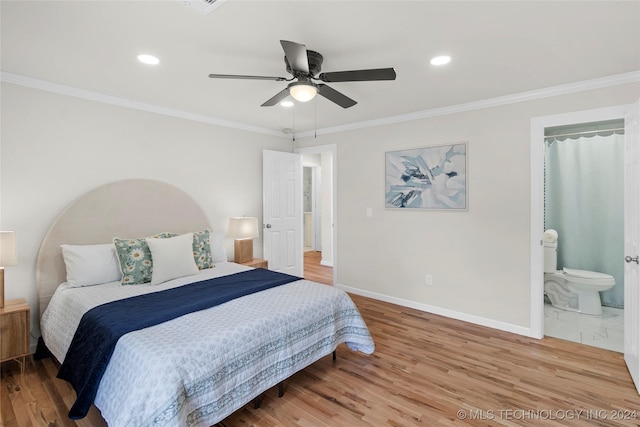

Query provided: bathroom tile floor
[544,303,624,353]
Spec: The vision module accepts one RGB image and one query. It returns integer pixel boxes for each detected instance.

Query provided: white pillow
[60,243,122,287]
[210,230,228,263]
[146,233,199,285]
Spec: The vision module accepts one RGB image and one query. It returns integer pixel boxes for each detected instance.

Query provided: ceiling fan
[208,40,396,109]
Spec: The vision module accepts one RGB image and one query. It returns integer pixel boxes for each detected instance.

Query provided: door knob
[264,224,272,229]
[625,255,639,264]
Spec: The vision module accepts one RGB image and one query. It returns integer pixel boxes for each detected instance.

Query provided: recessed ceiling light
[280,101,294,107]
[430,55,451,66]
[137,54,160,65]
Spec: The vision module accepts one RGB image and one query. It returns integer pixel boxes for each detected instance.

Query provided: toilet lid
[562,268,613,280]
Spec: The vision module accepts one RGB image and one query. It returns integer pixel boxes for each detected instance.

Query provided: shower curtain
[544,133,624,308]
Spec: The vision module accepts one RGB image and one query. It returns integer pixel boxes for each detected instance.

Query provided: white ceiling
[2,1,639,136]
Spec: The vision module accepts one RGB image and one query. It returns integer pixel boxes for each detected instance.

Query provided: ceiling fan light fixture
[289,82,318,102]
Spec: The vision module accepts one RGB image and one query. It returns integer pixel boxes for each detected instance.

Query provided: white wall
[295,82,640,334]
[0,83,291,340]
[320,151,333,266]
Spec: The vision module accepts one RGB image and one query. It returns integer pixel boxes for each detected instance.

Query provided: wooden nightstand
[0,298,30,373]
[238,259,268,269]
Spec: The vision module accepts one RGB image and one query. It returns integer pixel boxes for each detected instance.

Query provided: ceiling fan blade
[261,88,291,107]
[280,40,309,74]
[317,84,357,109]
[318,68,396,83]
[208,74,288,81]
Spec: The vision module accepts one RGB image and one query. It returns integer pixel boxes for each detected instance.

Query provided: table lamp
[0,231,18,308]
[228,217,259,264]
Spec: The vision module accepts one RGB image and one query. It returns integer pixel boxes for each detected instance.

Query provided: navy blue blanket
[57,268,300,419]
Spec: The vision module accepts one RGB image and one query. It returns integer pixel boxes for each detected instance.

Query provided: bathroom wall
[303,166,313,249]
[303,167,313,213]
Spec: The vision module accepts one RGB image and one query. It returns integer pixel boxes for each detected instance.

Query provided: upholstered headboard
[35,179,211,318]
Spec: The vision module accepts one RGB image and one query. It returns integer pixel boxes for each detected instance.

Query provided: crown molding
[0,72,285,138]
[3,70,639,139]
[294,70,640,139]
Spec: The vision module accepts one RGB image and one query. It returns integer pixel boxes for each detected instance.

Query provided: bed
[36,179,375,427]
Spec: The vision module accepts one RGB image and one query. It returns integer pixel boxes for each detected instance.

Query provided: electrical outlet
[425,274,434,286]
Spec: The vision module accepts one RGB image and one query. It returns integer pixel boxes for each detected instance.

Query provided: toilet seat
[558,268,615,287]
[562,268,613,281]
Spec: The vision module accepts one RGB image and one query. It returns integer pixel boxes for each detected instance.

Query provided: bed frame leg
[253,353,335,409]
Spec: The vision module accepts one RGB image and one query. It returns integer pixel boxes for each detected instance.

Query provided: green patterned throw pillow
[113,232,173,285]
[192,229,213,270]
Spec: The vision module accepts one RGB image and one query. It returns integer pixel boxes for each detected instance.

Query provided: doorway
[542,119,624,351]
[530,104,632,341]
[297,144,337,285]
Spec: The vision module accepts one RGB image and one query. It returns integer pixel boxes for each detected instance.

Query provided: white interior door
[624,99,640,394]
[263,150,303,277]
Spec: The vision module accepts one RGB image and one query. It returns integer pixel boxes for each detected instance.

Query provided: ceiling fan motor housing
[285,50,324,77]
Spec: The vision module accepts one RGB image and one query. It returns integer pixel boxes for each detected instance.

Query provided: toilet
[543,229,615,316]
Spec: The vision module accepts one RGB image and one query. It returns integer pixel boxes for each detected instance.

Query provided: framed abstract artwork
[385,142,467,210]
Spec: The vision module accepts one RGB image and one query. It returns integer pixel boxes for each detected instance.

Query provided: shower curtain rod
[544,127,625,140]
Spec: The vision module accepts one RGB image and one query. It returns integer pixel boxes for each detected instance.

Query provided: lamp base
[234,239,254,264]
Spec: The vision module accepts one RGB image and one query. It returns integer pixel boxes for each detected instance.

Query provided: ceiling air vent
[181,0,228,15]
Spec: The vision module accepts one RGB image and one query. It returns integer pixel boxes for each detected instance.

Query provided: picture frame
[385,142,467,210]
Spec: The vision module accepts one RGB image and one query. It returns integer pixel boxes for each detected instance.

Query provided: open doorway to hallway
[298,144,337,286]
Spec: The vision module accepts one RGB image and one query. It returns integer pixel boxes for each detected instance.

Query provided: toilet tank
[544,242,557,273]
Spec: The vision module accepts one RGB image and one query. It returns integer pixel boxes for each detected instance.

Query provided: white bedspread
[41,262,374,426]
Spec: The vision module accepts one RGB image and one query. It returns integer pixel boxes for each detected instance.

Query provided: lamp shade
[228,217,259,240]
[289,82,318,103]
[0,231,17,266]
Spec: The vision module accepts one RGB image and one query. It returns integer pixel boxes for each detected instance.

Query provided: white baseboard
[336,283,536,338]
[320,259,333,267]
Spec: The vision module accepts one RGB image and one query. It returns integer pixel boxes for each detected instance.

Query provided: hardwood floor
[1,357,107,427]
[303,250,333,285]
[2,257,639,426]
